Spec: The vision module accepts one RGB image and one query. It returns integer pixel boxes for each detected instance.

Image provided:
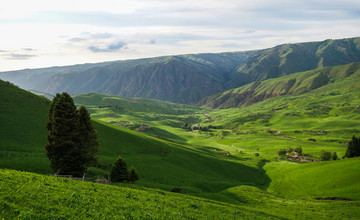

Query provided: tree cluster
[45,92,99,176]
[277,146,302,157]
[110,156,139,183]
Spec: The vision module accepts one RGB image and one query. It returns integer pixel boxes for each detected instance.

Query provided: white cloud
[0,0,359,71]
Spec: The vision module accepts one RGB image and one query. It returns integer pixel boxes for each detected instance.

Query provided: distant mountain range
[1,37,360,104]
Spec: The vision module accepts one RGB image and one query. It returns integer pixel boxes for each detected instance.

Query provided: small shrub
[129,165,139,183]
[286,147,294,153]
[332,152,338,160]
[294,146,302,155]
[277,148,287,157]
[255,153,260,157]
[319,150,332,161]
[171,187,182,193]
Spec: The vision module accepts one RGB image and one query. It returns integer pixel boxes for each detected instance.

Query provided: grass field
[1,69,360,219]
[2,169,359,219]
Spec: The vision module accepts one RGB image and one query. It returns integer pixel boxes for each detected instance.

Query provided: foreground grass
[1,169,359,219]
[0,169,273,219]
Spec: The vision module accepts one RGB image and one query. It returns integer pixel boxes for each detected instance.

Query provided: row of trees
[277,134,360,161]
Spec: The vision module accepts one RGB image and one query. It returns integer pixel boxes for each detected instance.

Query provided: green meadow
[1,63,360,219]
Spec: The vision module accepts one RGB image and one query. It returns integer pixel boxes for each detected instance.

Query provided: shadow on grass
[143,127,187,142]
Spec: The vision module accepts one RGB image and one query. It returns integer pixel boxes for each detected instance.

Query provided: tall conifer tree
[45,93,98,176]
[78,105,99,167]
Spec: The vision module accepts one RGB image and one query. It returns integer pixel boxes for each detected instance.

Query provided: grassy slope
[2,76,360,219]
[198,62,360,160]
[0,80,51,173]
[94,120,269,193]
[0,82,269,195]
[201,62,360,108]
[265,158,360,200]
[1,169,359,219]
[0,169,271,219]
[73,82,360,204]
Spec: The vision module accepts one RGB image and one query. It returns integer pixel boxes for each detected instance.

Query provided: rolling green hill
[2,75,360,219]
[0,79,269,195]
[200,62,360,108]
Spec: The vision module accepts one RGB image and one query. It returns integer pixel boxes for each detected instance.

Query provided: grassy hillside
[2,169,359,219]
[0,80,269,195]
[230,37,360,88]
[196,75,360,161]
[93,120,269,194]
[0,80,51,173]
[200,62,360,108]
[0,169,270,219]
[265,158,360,200]
[2,76,360,219]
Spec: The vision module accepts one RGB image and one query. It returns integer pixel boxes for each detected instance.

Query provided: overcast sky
[1,0,360,71]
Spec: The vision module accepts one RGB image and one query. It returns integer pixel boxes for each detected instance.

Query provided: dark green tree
[78,105,99,167]
[129,165,139,183]
[45,93,99,176]
[110,156,129,182]
[46,93,81,175]
[319,150,331,161]
[344,135,360,158]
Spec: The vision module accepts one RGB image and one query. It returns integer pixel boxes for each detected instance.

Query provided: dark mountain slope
[200,62,360,108]
[0,52,254,104]
[112,59,224,103]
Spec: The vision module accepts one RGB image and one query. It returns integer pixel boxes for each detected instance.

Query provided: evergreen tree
[110,156,129,182]
[45,93,99,176]
[129,165,139,183]
[78,105,99,167]
[344,135,360,158]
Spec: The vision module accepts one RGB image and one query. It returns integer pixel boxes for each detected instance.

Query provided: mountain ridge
[1,37,360,104]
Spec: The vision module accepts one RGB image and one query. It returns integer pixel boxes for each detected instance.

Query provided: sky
[0,0,360,71]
